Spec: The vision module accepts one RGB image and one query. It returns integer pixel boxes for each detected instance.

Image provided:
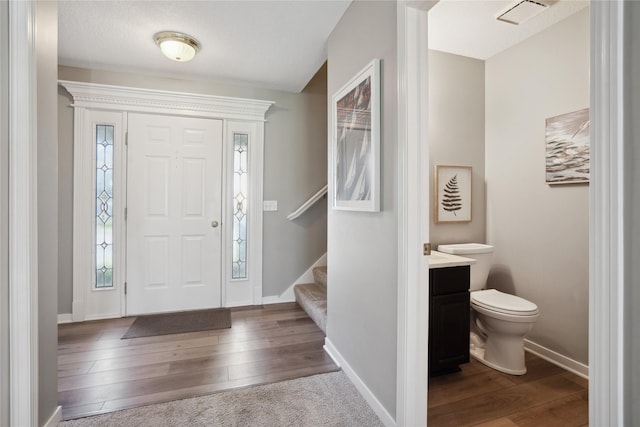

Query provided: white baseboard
[324,338,396,427]
[277,252,327,302]
[43,405,62,427]
[262,295,296,305]
[57,313,73,324]
[524,339,589,379]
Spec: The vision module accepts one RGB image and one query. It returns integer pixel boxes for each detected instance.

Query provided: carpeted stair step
[313,266,327,288]
[294,266,328,333]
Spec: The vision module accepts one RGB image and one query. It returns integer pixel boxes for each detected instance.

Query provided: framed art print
[435,165,472,223]
[332,59,380,212]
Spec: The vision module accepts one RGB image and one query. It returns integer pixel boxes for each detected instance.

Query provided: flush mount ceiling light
[154,31,201,62]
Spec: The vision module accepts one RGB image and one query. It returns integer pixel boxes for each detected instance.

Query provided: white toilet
[438,243,539,375]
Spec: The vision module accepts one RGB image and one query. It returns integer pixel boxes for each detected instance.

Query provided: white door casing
[63,81,273,320]
[127,113,223,315]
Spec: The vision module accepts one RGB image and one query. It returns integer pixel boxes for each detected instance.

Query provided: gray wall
[0,2,9,425]
[327,0,398,418]
[37,0,60,424]
[626,2,640,423]
[57,64,328,313]
[485,9,589,364]
[428,50,485,247]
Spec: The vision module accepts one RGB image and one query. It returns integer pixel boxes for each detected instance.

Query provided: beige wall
[428,50,485,247]
[57,64,328,313]
[37,0,60,423]
[485,9,590,363]
[327,0,398,417]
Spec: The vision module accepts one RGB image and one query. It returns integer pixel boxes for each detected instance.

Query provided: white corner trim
[590,1,626,426]
[524,339,589,379]
[43,405,62,427]
[396,2,433,427]
[277,253,327,302]
[8,1,39,426]
[324,338,396,427]
[57,314,73,324]
[59,80,274,122]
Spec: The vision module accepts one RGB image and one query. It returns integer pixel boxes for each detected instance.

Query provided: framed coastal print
[332,59,380,212]
[434,165,472,223]
[545,108,590,184]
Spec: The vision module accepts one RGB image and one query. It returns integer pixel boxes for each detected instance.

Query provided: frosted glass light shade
[154,31,201,62]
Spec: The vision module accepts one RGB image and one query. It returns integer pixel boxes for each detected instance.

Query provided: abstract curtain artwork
[435,165,472,223]
[332,59,380,212]
[545,108,590,184]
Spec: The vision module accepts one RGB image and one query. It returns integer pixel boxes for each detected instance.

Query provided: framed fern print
[435,165,472,223]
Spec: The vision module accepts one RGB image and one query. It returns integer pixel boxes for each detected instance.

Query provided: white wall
[36,1,60,423]
[428,50,485,247]
[485,9,589,364]
[327,0,398,418]
[57,64,328,314]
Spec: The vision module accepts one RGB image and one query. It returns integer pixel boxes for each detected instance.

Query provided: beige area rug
[60,372,384,427]
[122,308,231,339]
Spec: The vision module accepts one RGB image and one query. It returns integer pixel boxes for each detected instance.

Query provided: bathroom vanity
[427,251,475,376]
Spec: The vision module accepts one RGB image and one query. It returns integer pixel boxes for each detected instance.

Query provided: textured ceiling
[58,0,351,93]
[429,0,589,60]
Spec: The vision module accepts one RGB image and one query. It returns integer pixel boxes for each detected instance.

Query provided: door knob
[211,220,219,228]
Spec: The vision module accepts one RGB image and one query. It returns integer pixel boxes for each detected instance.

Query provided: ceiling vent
[497,0,549,25]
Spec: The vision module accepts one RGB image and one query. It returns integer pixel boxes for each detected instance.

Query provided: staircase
[294,266,327,333]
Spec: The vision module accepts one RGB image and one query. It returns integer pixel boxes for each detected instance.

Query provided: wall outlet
[263,200,278,211]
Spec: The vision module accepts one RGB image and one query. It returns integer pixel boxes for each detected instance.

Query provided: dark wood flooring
[428,352,589,427]
[58,303,339,420]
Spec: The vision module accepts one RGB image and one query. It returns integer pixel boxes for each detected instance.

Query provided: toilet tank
[437,243,494,291]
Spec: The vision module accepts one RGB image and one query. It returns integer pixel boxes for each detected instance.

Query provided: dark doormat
[122,308,231,339]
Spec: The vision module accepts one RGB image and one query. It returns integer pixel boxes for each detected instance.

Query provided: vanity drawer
[430,266,470,295]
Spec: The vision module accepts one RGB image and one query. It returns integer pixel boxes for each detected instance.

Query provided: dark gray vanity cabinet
[429,265,470,376]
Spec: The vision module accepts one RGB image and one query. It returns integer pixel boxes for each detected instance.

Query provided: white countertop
[427,250,476,269]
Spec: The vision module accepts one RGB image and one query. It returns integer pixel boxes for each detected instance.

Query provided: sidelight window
[95,124,114,288]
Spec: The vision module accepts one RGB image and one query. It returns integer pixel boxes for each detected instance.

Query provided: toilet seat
[471,289,538,316]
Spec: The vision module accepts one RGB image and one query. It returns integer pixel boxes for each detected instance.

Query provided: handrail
[287,185,328,220]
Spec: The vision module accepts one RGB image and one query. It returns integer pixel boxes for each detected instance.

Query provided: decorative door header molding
[59,80,274,121]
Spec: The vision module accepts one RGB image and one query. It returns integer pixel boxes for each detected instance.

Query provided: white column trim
[0,2,9,425]
[589,1,626,425]
[396,1,435,426]
[8,1,39,425]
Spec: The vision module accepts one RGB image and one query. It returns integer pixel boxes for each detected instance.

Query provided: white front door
[126,113,223,315]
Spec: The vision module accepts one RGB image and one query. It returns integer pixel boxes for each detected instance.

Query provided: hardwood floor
[428,352,589,427]
[58,303,339,420]
[60,304,588,425]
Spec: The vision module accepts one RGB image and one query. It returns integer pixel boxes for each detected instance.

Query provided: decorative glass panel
[95,124,114,288]
[232,133,248,279]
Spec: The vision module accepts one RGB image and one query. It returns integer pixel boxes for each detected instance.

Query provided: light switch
[263,200,278,211]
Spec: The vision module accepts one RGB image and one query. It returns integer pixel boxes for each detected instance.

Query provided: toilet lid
[471,289,538,316]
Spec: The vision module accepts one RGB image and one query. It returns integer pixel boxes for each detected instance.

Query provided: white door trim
[7,1,39,425]
[396,1,436,425]
[0,2,9,425]
[61,81,273,320]
[589,1,626,425]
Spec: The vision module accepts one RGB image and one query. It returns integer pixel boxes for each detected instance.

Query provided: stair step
[294,282,327,334]
[313,266,327,288]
